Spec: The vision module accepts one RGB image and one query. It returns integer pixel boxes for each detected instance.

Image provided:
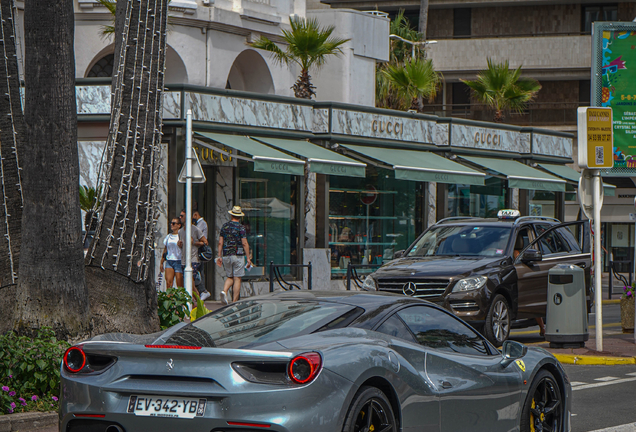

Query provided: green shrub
[157,287,191,329]
[0,327,69,414]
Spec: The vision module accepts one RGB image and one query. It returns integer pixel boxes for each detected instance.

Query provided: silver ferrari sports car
[60,291,571,432]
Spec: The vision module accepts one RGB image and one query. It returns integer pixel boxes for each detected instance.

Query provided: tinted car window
[558,227,582,253]
[534,224,570,255]
[397,306,490,356]
[376,315,418,344]
[166,300,355,348]
[407,225,511,257]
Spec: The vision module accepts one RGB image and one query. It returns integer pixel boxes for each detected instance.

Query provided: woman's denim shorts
[165,260,184,273]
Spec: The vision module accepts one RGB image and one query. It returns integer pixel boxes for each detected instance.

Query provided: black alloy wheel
[342,386,396,432]
[484,294,511,347]
[521,370,563,432]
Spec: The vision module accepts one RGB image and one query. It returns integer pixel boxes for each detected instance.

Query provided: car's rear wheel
[484,294,510,346]
[521,370,563,432]
[342,386,396,432]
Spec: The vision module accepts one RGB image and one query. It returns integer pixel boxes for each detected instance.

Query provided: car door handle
[439,380,452,389]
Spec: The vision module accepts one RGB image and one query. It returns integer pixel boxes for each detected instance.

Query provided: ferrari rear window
[165,299,355,348]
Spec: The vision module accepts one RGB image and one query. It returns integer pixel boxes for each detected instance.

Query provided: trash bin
[545,264,589,348]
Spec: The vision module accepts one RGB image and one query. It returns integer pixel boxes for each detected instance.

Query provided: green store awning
[538,163,616,197]
[252,137,366,178]
[195,132,305,176]
[460,155,566,192]
[341,144,486,186]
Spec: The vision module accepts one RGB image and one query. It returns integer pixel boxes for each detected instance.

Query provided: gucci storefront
[77,83,576,295]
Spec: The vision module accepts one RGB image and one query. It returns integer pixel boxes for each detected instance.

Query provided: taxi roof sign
[498,209,520,219]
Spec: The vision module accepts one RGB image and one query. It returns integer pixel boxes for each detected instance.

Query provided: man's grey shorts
[222,255,245,277]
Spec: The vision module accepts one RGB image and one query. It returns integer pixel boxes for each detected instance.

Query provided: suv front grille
[377,279,450,299]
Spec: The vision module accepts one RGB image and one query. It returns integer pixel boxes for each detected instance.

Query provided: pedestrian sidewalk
[540,332,636,365]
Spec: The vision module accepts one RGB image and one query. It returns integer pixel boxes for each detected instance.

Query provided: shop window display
[329,167,422,275]
[238,161,299,275]
[529,190,556,218]
[448,177,506,218]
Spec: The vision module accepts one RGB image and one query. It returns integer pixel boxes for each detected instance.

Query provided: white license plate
[127,395,206,419]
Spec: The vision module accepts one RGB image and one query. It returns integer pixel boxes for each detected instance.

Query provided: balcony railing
[419,101,585,126]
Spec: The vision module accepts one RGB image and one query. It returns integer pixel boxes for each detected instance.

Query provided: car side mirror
[521,248,542,263]
[393,250,405,259]
[500,340,528,368]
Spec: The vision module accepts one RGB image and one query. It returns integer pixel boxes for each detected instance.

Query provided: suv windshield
[407,225,512,258]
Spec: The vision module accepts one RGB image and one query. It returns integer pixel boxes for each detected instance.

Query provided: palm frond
[381,57,441,110]
[95,0,117,14]
[250,16,350,98]
[249,36,292,66]
[461,58,541,121]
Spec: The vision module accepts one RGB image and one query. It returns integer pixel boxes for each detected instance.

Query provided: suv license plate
[127,395,206,419]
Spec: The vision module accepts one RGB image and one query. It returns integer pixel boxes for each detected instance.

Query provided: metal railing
[346,263,382,291]
[418,101,583,127]
[269,261,312,292]
[608,256,632,300]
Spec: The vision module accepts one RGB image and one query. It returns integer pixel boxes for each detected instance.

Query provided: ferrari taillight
[63,345,116,374]
[288,352,322,384]
[63,346,86,373]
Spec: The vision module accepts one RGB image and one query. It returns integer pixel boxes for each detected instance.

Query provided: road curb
[553,353,636,365]
[0,411,57,432]
[601,299,621,305]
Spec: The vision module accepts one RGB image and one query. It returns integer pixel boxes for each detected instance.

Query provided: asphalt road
[508,303,634,432]
[565,364,636,432]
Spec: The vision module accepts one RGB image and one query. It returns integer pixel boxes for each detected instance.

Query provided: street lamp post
[184,110,193,300]
[388,34,437,58]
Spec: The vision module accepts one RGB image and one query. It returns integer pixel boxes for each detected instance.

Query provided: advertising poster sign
[592,22,636,175]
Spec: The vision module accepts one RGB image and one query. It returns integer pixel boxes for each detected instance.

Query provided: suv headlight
[362,275,377,291]
[452,276,488,293]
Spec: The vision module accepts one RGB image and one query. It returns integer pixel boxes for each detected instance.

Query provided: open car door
[514,221,592,319]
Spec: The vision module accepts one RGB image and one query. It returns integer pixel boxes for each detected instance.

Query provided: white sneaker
[220,291,228,305]
[200,292,210,301]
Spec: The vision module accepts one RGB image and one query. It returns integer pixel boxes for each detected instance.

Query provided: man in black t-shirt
[216,206,253,304]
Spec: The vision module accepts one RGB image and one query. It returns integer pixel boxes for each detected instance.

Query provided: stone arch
[84,44,188,84]
[85,45,115,77]
[226,49,275,94]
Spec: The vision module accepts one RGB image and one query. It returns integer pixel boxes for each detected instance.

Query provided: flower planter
[621,297,635,333]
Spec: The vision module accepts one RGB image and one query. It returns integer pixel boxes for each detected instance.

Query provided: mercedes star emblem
[402,282,417,296]
[166,359,174,371]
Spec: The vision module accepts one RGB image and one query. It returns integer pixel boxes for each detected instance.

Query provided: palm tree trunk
[292,69,316,99]
[419,0,429,39]
[15,0,90,338]
[85,0,168,334]
[0,0,26,333]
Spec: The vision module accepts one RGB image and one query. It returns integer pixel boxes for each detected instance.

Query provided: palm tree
[95,0,117,37]
[79,185,101,232]
[249,17,349,99]
[85,0,168,334]
[15,0,91,337]
[376,10,441,112]
[0,0,26,333]
[419,0,429,37]
[461,59,541,123]
[382,57,441,111]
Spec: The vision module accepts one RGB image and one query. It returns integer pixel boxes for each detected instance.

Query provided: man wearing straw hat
[216,205,253,304]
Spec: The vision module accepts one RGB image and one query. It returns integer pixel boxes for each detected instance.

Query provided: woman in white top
[160,217,184,289]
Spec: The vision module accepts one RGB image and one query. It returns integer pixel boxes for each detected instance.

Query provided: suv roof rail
[435,216,479,225]
[514,216,561,225]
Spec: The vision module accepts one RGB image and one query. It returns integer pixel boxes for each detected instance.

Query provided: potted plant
[621,283,635,333]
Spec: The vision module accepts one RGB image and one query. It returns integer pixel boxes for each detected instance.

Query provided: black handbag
[198,244,213,262]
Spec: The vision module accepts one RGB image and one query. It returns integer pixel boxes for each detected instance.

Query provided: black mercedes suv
[362,211,592,346]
